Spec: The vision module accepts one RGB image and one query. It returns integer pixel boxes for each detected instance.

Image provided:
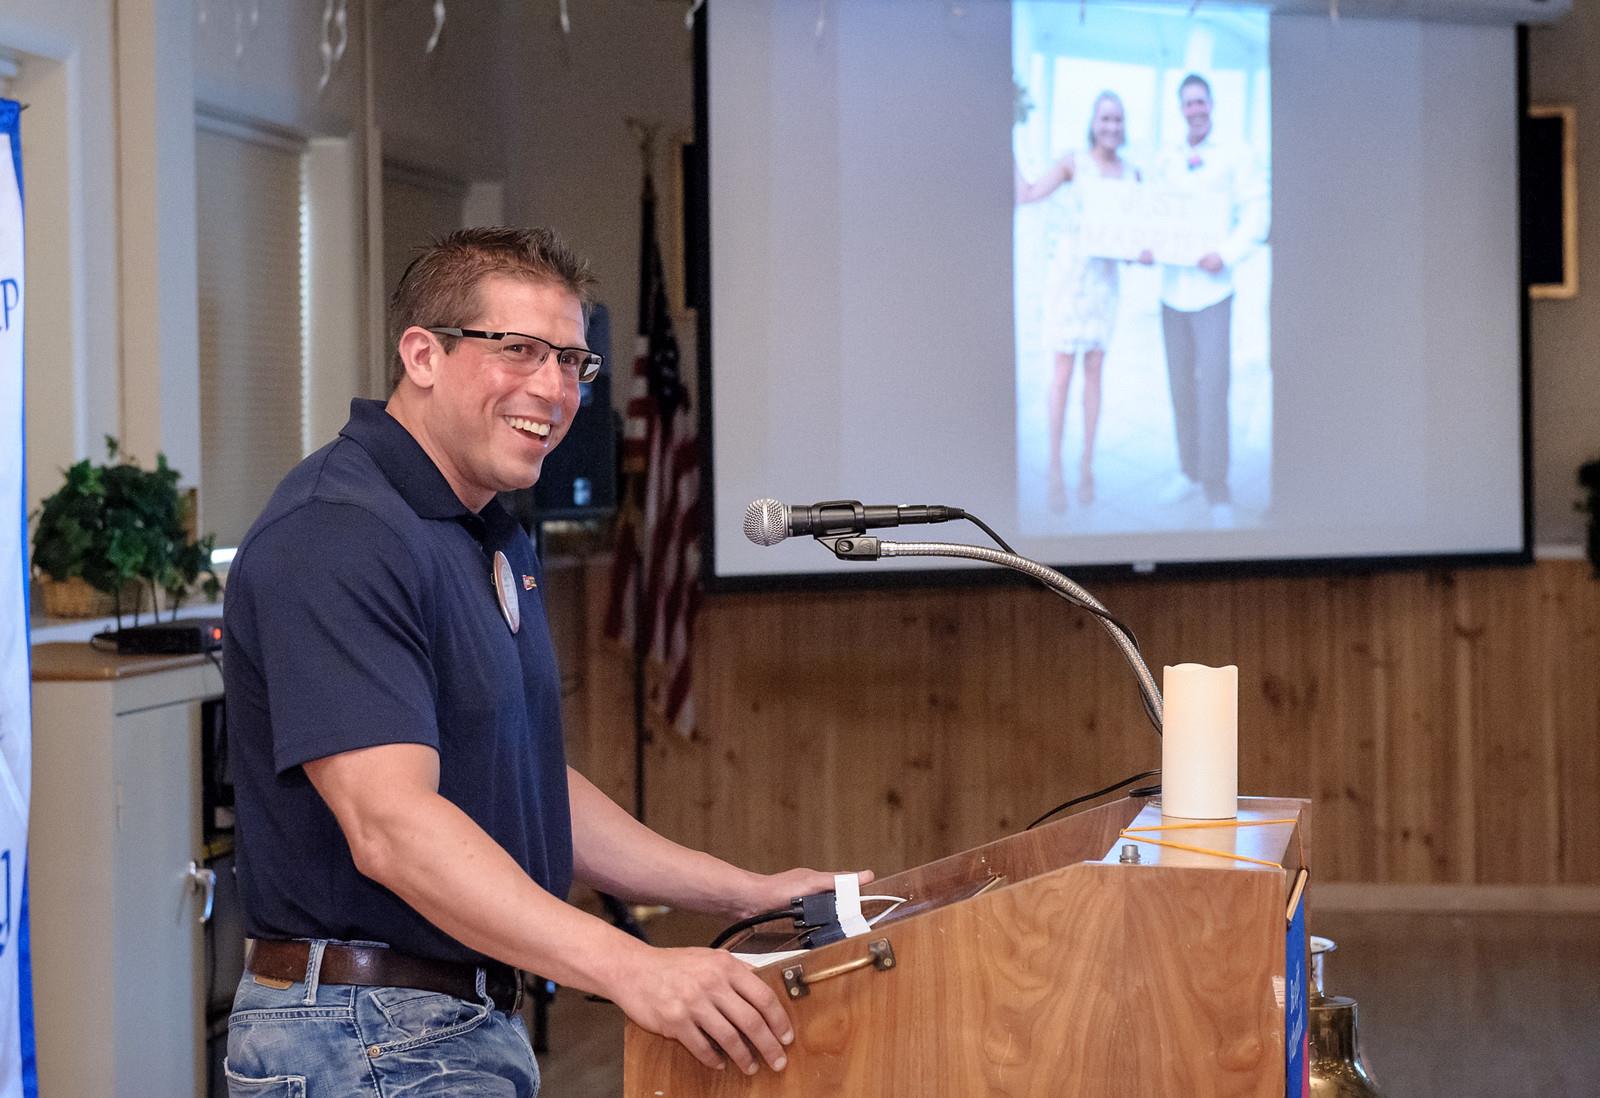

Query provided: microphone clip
[817,534,883,561]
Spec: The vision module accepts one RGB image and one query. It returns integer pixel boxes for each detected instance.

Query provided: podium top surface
[1094,796,1306,873]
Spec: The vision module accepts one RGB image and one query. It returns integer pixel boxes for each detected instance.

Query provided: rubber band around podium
[1117,830,1286,870]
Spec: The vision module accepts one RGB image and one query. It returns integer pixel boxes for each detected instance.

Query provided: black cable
[709,906,801,950]
[1026,768,1161,831]
[956,507,1141,652]
[958,510,1020,557]
[957,507,1157,734]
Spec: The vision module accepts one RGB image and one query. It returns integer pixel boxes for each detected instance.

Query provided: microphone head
[744,498,790,546]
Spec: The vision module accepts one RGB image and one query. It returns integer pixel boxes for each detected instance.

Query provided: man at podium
[222,227,857,1095]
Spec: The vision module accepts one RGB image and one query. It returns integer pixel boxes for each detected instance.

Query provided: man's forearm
[347,781,806,1076]
[567,767,765,918]
[360,786,649,996]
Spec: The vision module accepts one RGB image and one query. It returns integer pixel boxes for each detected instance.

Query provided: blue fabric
[224,399,573,965]
[0,93,35,1098]
[0,101,19,209]
[15,881,30,1098]
[224,956,539,1097]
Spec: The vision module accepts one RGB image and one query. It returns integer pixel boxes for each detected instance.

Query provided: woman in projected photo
[1015,90,1140,513]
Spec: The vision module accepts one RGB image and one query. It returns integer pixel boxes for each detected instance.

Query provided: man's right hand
[610,945,794,1075]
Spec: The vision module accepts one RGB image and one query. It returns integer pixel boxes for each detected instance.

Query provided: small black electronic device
[107,618,224,655]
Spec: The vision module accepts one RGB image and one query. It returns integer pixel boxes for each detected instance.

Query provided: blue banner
[0,96,34,1098]
[1285,883,1309,1098]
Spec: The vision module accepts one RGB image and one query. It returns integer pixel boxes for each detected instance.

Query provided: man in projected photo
[1154,73,1269,528]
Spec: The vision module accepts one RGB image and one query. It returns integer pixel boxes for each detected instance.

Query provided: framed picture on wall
[1525,104,1578,300]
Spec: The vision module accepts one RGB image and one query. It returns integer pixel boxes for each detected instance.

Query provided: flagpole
[624,118,658,826]
[630,485,647,823]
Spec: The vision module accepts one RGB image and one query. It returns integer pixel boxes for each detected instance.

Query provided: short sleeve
[234,501,439,774]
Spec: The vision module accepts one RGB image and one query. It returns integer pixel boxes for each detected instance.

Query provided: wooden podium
[624,796,1310,1097]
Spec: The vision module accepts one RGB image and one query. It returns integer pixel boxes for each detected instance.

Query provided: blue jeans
[224,941,540,1097]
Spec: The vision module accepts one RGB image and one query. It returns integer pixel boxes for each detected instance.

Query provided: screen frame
[691,7,1534,594]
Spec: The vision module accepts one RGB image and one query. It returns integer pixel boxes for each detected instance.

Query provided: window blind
[195,123,307,549]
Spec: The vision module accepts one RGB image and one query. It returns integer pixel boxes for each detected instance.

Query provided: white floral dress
[1043,159,1128,354]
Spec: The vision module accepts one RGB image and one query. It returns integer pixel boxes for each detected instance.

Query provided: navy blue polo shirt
[223,398,573,964]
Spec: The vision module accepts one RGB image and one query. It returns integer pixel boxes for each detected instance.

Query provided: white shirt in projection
[1156,130,1270,313]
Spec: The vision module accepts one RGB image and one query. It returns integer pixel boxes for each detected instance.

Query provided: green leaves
[31,439,221,620]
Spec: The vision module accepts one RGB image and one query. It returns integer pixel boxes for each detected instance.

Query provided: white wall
[2,1,119,516]
[502,0,698,350]
[373,0,516,186]
[192,0,363,136]
[1529,13,1600,548]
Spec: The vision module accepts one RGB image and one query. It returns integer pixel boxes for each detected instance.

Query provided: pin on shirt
[492,550,520,633]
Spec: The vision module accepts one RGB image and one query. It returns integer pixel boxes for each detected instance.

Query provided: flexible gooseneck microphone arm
[818,534,1164,733]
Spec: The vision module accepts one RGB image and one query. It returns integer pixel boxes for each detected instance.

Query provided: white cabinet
[30,644,221,1098]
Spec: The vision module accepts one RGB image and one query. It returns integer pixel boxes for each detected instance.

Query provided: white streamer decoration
[686,0,706,30]
[319,0,349,92]
[426,0,446,54]
[559,0,571,35]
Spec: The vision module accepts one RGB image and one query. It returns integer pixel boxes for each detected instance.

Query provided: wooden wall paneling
[1301,574,1380,882]
[1542,562,1600,882]
[1009,579,1157,844]
[1374,570,1463,883]
[874,588,962,872]
[1230,575,1323,804]
[953,588,1017,840]
[664,590,792,868]
[567,561,638,810]
[1457,566,1558,884]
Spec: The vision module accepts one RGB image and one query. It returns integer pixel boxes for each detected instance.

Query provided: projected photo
[1013,3,1271,536]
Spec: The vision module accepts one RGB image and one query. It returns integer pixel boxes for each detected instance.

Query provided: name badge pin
[492,550,520,634]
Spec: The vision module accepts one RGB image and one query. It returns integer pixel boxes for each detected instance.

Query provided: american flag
[606,172,700,738]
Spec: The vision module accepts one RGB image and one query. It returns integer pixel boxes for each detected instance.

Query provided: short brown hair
[387,226,598,389]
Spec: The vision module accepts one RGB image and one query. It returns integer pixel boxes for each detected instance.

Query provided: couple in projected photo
[1016,74,1268,529]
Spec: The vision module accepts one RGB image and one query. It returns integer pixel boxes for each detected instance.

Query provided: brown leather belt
[246,939,523,1014]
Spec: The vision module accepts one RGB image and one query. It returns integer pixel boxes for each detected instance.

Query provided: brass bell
[1308,936,1386,1098]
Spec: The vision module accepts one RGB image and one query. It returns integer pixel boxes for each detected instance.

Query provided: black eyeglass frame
[425,326,604,383]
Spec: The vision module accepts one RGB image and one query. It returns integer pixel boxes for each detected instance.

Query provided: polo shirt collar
[339,397,477,521]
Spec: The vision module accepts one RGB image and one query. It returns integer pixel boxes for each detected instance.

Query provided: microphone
[744,498,962,546]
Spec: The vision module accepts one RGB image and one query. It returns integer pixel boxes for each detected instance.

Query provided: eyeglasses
[426,327,604,383]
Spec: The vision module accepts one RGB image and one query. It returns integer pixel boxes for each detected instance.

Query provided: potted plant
[31,437,221,625]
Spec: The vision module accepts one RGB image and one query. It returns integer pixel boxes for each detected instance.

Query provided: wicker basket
[37,576,148,620]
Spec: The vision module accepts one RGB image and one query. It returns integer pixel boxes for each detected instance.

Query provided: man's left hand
[736,867,876,918]
[1197,252,1225,273]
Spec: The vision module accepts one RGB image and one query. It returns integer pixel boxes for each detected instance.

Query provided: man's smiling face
[423,274,586,509]
[1181,82,1213,145]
